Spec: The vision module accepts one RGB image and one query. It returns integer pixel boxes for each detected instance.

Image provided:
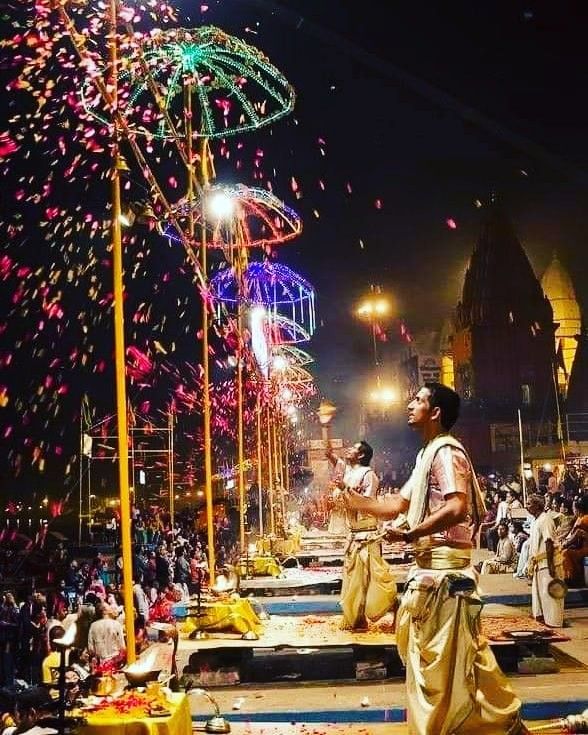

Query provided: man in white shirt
[87,603,126,663]
[344,383,526,735]
[526,494,565,627]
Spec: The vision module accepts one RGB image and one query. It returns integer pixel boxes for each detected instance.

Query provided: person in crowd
[561,494,588,587]
[526,494,565,627]
[133,574,150,631]
[344,383,526,734]
[481,522,517,574]
[87,602,126,664]
[173,547,190,588]
[41,625,66,686]
[486,491,509,551]
[8,687,56,735]
[0,593,20,687]
[509,520,529,554]
[555,499,576,541]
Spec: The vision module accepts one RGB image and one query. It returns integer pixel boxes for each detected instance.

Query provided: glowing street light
[356,297,390,319]
[355,288,393,368]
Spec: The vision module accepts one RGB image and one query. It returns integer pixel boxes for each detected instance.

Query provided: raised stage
[177,608,572,686]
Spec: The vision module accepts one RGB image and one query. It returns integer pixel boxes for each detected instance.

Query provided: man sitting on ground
[480,522,517,574]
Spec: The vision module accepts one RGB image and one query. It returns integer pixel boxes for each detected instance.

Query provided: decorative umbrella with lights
[209,261,316,339]
[80,26,296,140]
[163,184,302,251]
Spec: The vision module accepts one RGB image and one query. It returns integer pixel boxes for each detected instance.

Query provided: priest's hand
[383,526,413,543]
[342,487,368,511]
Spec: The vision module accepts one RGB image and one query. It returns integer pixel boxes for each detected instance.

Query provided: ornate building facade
[452,202,555,413]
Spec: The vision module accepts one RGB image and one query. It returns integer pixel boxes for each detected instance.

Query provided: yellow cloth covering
[78,693,192,735]
[396,547,523,735]
[240,555,282,578]
[181,596,262,636]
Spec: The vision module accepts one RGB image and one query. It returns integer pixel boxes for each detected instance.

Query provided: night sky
[1,0,588,495]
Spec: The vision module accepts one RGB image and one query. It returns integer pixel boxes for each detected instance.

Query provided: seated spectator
[555,499,575,541]
[481,523,517,574]
[562,495,588,587]
[486,492,509,551]
[509,521,529,553]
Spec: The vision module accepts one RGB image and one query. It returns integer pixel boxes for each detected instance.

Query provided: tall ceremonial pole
[199,137,216,585]
[108,0,135,661]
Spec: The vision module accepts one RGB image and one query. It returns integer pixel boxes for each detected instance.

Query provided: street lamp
[355,288,393,368]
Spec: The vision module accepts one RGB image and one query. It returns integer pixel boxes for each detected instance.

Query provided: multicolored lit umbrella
[81,26,296,139]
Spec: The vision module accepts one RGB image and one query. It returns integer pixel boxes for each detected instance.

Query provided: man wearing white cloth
[344,383,526,735]
[526,494,565,627]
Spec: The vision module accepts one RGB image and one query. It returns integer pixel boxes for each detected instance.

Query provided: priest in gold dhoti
[344,383,528,735]
[326,441,396,630]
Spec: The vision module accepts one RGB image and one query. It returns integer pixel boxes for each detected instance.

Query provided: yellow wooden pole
[271,416,280,534]
[108,0,135,662]
[284,426,291,497]
[277,422,286,532]
[200,139,216,584]
[236,250,246,552]
[168,411,174,532]
[266,405,275,535]
[256,391,263,537]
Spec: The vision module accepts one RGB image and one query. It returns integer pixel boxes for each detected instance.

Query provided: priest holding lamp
[321,396,396,631]
[343,383,528,735]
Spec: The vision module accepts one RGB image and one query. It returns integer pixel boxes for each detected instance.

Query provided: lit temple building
[452,201,555,411]
[540,252,581,395]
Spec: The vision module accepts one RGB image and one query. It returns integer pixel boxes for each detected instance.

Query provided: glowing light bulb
[208,191,235,220]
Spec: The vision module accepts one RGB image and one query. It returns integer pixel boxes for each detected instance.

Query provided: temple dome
[456,201,553,331]
[541,253,581,383]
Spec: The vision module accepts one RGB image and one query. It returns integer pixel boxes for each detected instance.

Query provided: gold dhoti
[340,530,397,630]
[396,546,524,735]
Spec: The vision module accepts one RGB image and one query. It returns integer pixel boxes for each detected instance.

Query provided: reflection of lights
[208,191,235,220]
[42,497,49,506]
[196,490,205,498]
[542,463,552,472]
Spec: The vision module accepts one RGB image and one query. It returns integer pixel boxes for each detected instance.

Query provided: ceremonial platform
[184,608,588,733]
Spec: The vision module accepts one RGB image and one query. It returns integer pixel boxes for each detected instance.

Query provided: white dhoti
[532,565,564,628]
[396,547,524,735]
[529,512,565,628]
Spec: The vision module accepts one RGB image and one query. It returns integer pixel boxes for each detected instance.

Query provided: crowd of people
[477,477,588,589]
[0,501,239,692]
